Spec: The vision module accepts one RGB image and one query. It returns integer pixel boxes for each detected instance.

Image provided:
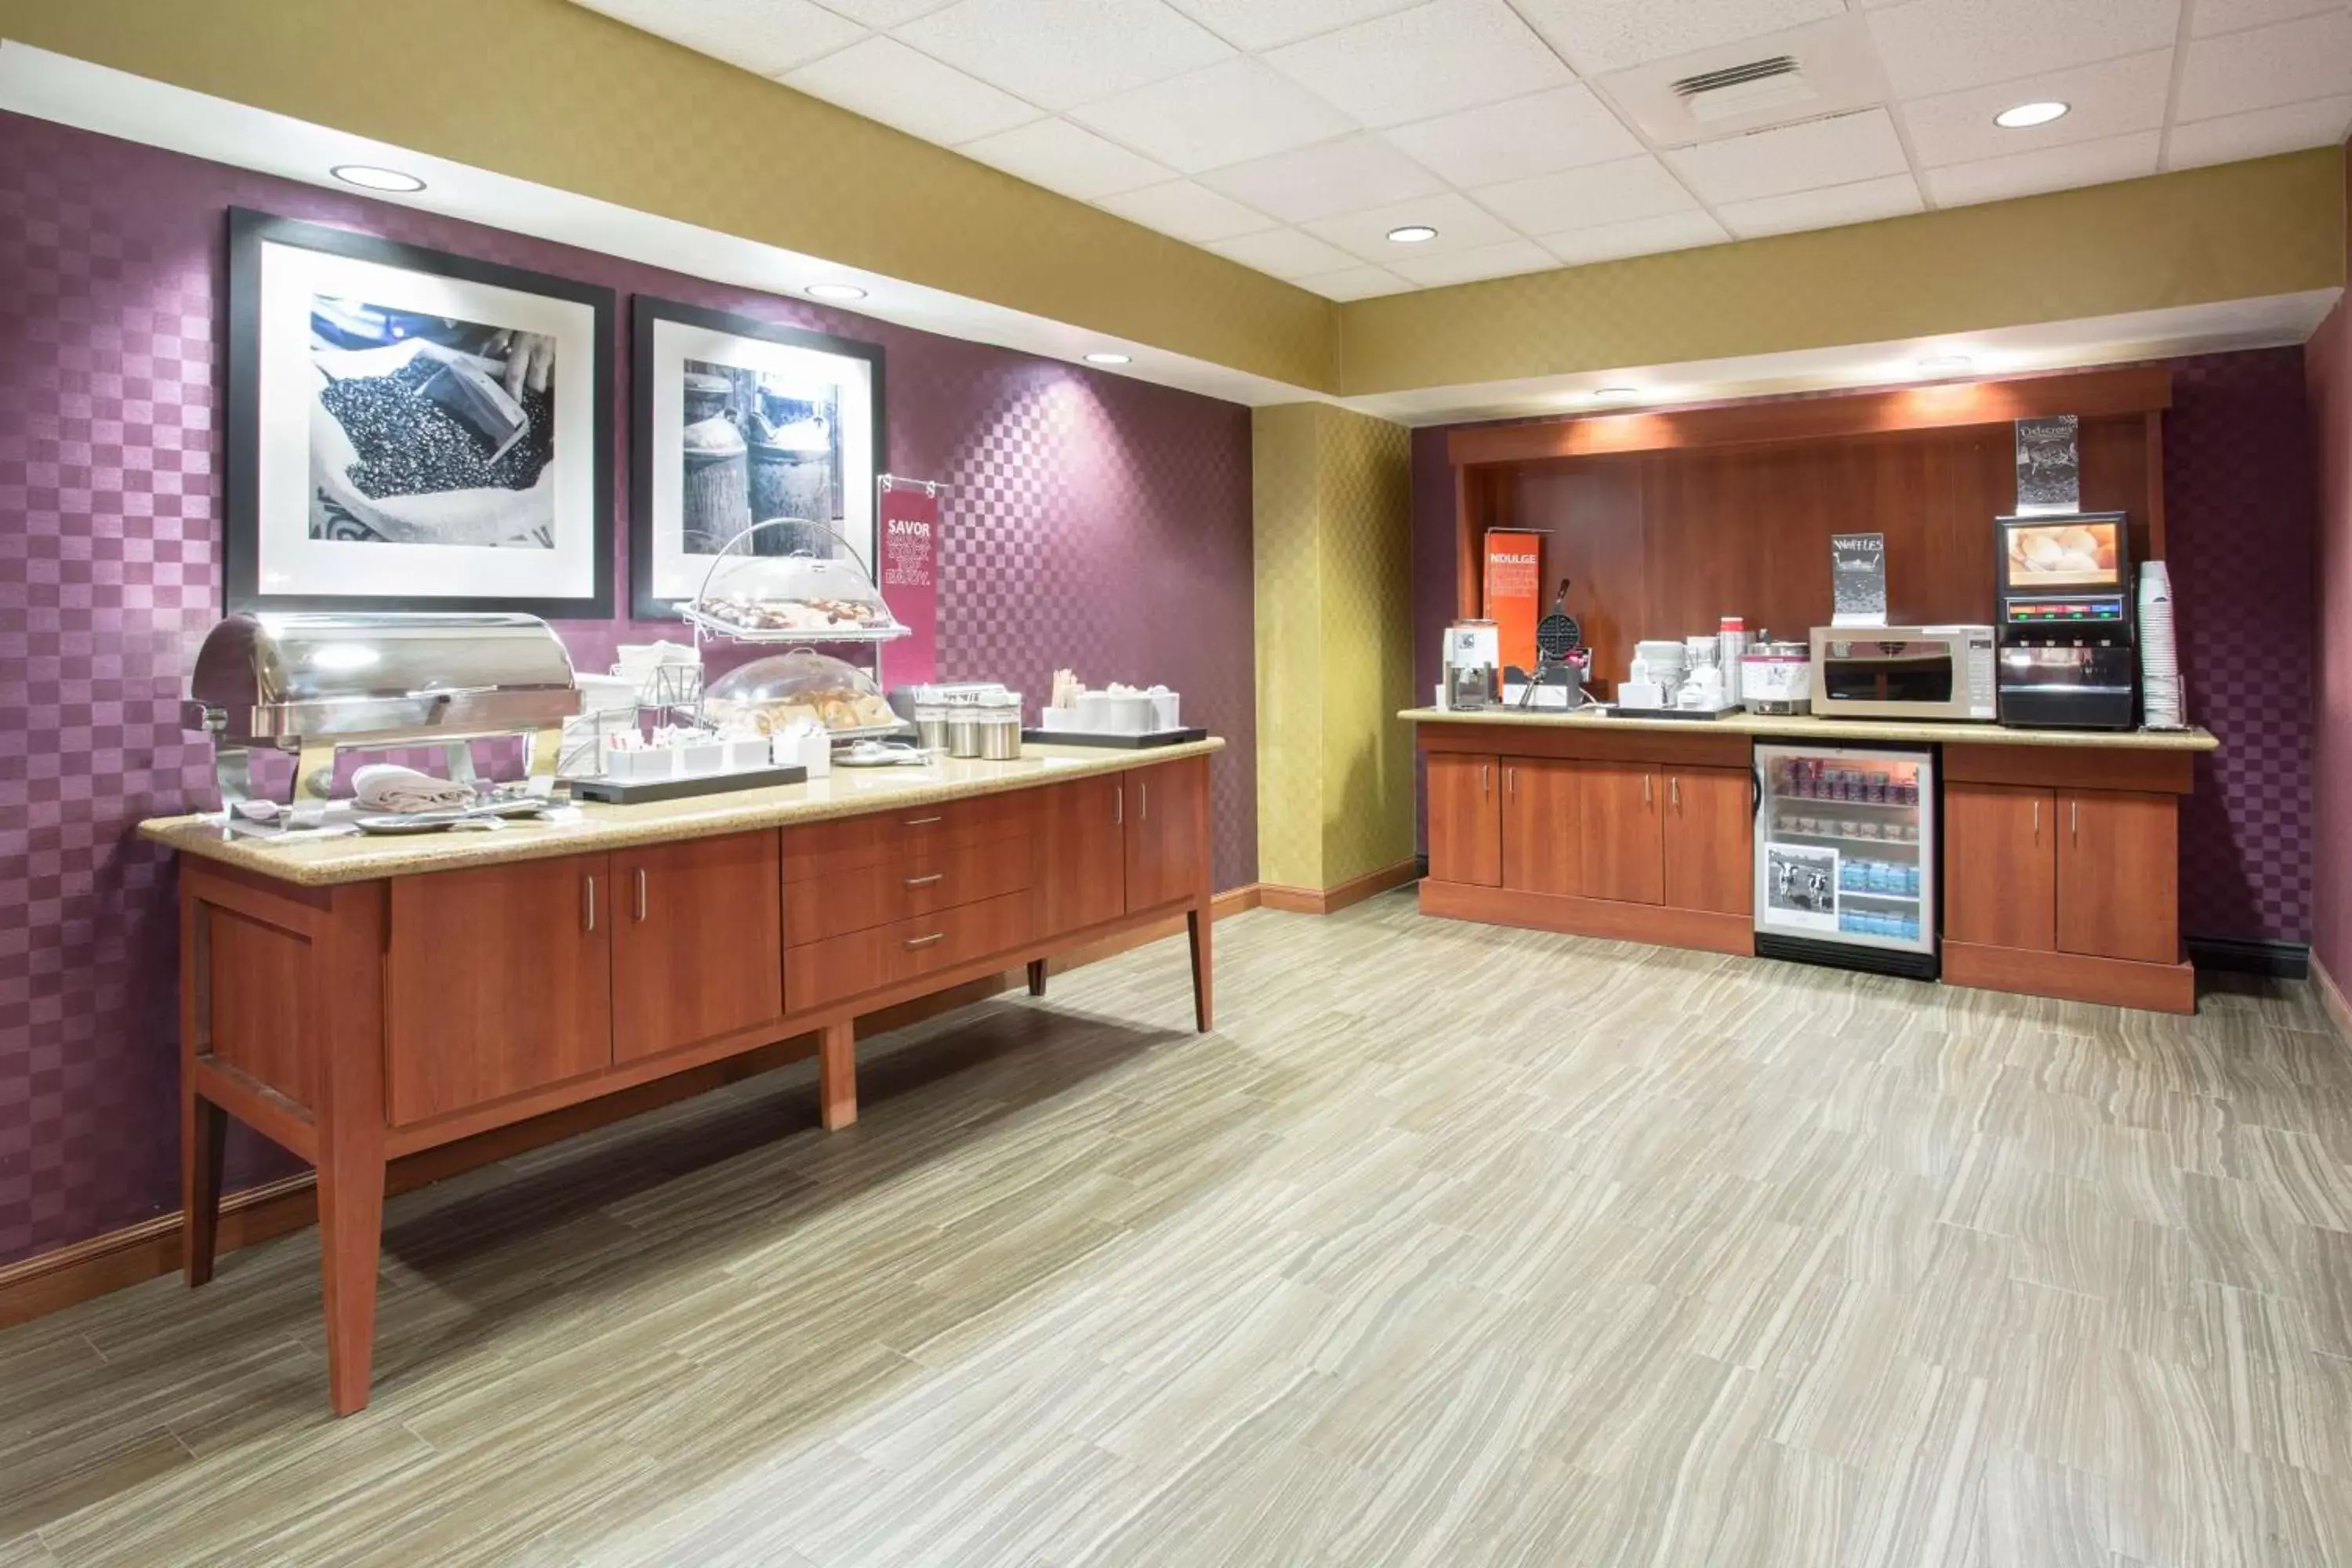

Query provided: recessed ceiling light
[1994,101,2069,129]
[1386,225,1439,244]
[806,282,868,301]
[1085,351,1131,365]
[331,164,426,193]
[1918,354,1974,373]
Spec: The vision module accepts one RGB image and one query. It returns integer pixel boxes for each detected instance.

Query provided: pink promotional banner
[877,475,941,686]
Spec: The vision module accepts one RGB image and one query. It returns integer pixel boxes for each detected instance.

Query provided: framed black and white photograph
[226,209,615,615]
[1766,844,1840,933]
[630,296,884,619]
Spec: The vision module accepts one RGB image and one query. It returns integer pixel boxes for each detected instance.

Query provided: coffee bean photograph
[308,299,560,548]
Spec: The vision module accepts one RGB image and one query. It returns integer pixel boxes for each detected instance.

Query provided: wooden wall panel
[1479,412,2154,688]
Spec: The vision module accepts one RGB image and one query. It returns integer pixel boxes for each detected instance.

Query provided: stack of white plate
[2139,561,2187,728]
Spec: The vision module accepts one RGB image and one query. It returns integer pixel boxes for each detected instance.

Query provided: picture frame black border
[224,206,617,618]
[629,295,887,621]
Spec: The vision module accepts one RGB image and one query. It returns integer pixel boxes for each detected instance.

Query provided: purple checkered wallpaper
[0,111,1256,1269]
[1409,350,2319,948]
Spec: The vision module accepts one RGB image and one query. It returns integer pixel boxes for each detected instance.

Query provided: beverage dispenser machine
[1992,510,2136,730]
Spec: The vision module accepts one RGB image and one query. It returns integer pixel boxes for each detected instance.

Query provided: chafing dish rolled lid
[185,612,582,746]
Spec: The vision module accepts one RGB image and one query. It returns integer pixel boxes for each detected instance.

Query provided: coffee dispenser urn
[1991,510,2137,730]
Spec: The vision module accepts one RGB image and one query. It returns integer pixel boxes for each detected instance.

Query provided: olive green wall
[1253,404,1416,895]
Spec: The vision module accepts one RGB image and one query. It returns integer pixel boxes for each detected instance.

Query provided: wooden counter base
[1418,879,1753,956]
[1943,939,2195,1015]
[166,753,1218,1414]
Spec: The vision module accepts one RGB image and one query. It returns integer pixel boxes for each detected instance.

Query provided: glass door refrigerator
[1753,742,1938,980]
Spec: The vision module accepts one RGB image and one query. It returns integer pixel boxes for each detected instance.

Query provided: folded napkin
[352,763,474,815]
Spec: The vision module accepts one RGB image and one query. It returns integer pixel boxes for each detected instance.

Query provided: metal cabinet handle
[1481,762,1490,797]
[635,866,647,923]
[903,932,946,949]
[904,815,944,827]
[2071,800,2079,842]
[2032,799,2040,840]
[903,873,944,887]
[1507,765,1516,799]
[1642,773,1653,808]
[583,876,596,933]
[1669,775,1680,809]
[1139,782,1149,821]
[1114,785,1123,826]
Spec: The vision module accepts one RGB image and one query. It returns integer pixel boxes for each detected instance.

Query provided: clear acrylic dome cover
[704,648,901,734]
[688,518,902,638]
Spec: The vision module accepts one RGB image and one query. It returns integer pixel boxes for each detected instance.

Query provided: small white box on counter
[1616,681,1667,710]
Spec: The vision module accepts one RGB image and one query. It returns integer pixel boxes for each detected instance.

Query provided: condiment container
[915,700,951,752]
[977,694,1022,761]
[947,713,984,759]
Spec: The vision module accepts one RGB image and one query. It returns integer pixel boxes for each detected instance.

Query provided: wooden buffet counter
[140,741,1221,1414]
[1406,709,2218,1014]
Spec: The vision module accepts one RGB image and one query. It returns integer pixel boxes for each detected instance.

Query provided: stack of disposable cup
[2139,561,2186,728]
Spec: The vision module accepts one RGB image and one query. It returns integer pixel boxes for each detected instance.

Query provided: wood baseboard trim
[1258,861,1418,916]
[1417,878,1754,956]
[0,884,1263,1332]
[1942,938,2196,1015]
[2313,955,2351,1047]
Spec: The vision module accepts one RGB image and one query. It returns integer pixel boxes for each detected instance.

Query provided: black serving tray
[568,764,808,805]
[1596,705,1746,722]
[1022,727,1208,749]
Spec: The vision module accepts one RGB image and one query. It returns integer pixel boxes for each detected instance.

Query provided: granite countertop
[140,739,1225,887]
[1400,706,2219,752]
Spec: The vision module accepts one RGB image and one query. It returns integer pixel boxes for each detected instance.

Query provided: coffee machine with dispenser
[1992,510,2136,729]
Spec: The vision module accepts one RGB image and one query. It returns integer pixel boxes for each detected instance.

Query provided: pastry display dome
[682,517,909,642]
[703,648,902,736]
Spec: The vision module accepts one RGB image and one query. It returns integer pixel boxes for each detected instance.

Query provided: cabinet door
[1576,762,1665,906]
[1501,757,1581,895]
[387,853,613,1126]
[2056,789,2178,965]
[1125,757,1209,913]
[612,831,782,1062]
[1944,782,2054,952]
[1036,774,1127,936]
[1426,751,1501,887]
[1663,767,1752,916]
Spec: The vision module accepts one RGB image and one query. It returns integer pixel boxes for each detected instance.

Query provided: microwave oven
[1809,626,1997,722]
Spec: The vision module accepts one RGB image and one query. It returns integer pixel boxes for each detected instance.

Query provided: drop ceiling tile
[1664,110,1909,204]
[1161,0,1425,50]
[958,118,1174,198]
[1510,0,1846,74]
[1866,0,2180,97]
[1291,263,1416,299]
[1472,154,1699,234]
[1197,134,1446,222]
[2168,93,2352,165]
[1263,0,1573,129]
[1205,227,1363,278]
[1923,129,2160,205]
[1300,191,1518,263]
[784,36,1043,143]
[1716,172,1924,237]
[1900,50,2173,165]
[1538,209,1732,264]
[575,0,869,78]
[811,0,956,24]
[1095,179,1279,241]
[1388,238,1561,286]
[1068,59,1354,173]
[896,0,1232,111]
[1382,85,1646,188]
[2178,10,2352,119]
[2190,0,2343,35]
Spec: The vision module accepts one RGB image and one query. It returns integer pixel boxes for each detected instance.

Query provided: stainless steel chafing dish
[183,612,581,808]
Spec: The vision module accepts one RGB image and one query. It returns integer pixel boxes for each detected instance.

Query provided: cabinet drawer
[784,793,1031,883]
[786,887,1036,1014]
[785,833,1034,948]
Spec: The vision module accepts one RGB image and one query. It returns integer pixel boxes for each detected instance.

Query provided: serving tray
[1022,728,1208,749]
[568,764,808,805]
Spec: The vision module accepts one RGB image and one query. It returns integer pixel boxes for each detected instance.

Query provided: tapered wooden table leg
[182,1091,226,1287]
[318,1150,385,1416]
[1188,903,1214,1033]
[1027,958,1048,997]
[819,1019,858,1130]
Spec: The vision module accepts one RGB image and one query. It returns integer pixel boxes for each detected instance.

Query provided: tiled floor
[3,894,2350,1566]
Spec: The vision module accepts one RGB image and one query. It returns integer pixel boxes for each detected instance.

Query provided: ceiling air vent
[1671,56,1816,123]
